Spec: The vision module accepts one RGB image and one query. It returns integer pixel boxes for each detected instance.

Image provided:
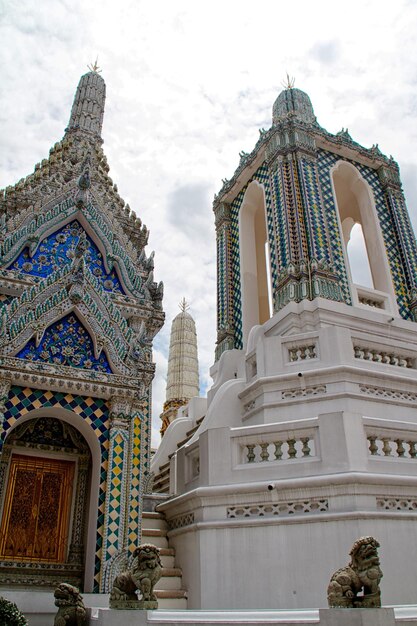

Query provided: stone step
[156,573,183,591]
[155,588,188,609]
[142,528,168,549]
[142,513,187,609]
[156,595,188,610]
[142,511,168,530]
[160,554,175,569]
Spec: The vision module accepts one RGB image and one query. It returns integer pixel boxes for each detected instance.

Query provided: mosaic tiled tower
[214,86,417,358]
[160,300,199,436]
[157,85,417,609]
[0,69,164,593]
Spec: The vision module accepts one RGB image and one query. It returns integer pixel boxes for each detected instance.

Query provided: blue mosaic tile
[16,313,113,372]
[8,220,125,294]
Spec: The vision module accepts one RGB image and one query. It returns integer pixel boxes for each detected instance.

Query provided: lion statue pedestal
[327,536,383,608]
[109,544,162,610]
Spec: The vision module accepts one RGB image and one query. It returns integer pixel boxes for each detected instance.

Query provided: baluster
[367,435,378,456]
[408,441,417,458]
[301,437,311,457]
[287,438,297,459]
[260,442,269,462]
[395,439,405,457]
[382,438,392,456]
[274,441,283,460]
[246,444,255,463]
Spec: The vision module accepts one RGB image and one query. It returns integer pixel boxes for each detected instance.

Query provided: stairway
[153,414,205,494]
[142,510,187,609]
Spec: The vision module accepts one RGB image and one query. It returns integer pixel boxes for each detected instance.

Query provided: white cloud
[1,0,417,448]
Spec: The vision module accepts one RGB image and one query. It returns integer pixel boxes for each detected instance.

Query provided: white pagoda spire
[160,299,199,436]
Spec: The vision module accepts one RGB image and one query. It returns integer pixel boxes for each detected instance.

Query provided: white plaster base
[90,607,416,626]
[319,608,395,626]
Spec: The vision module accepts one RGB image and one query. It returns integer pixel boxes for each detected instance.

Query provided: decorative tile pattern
[270,163,290,270]
[316,149,352,304]
[16,313,112,372]
[298,157,331,263]
[8,220,125,294]
[317,148,412,317]
[127,414,142,551]
[2,386,109,591]
[101,428,128,567]
[229,164,273,349]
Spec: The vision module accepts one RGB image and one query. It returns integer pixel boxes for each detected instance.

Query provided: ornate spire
[160,300,199,436]
[66,69,106,137]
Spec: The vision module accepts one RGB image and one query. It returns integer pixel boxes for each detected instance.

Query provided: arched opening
[332,161,397,312]
[239,181,272,346]
[344,221,373,288]
[0,409,101,591]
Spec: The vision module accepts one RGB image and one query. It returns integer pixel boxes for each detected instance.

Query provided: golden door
[0,454,75,562]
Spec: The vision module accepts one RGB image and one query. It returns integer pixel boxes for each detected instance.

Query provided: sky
[1,0,417,447]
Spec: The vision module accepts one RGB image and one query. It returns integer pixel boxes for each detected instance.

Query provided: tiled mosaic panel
[270,162,290,269]
[16,312,112,373]
[217,227,228,331]
[128,414,142,551]
[388,193,417,291]
[299,157,332,264]
[142,393,151,475]
[8,219,125,294]
[2,386,109,590]
[316,150,352,304]
[102,430,127,560]
[229,164,273,349]
[317,149,411,317]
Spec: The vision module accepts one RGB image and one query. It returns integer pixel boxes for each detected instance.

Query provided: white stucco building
[152,85,417,609]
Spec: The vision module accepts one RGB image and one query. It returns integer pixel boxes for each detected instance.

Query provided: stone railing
[356,285,392,311]
[233,422,318,465]
[288,343,317,362]
[354,345,414,368]
[366,433,417,459]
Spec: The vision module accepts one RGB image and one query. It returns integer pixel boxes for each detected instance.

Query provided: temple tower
[0,67,164,593]
[214,86,417,357]
[156,83,417,609]
[160,299,199,436]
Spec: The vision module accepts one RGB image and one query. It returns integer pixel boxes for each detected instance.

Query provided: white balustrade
[367,433,417,459]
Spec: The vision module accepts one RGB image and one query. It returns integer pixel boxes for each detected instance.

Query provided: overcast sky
[1,0,417,446]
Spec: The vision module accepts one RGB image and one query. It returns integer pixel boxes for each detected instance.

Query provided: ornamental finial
[88,57,102,73]
[281,72,295,89]
[179,298,190,312]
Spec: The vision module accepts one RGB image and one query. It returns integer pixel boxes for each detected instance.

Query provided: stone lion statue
[110,543,162,609]
[53,583,87,626]
[327,536,383,608]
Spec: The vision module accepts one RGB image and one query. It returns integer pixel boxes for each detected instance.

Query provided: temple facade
[0,69,164,593]
[153,85,417,609]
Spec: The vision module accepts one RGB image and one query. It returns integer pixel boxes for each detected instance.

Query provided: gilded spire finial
[179,298,190,312]
[88,57,102,73]
[281,72,295,89]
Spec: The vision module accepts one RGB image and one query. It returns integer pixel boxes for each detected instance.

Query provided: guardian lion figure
[53,583,87,626]
[110,543,162,609]
[327,536,383,608]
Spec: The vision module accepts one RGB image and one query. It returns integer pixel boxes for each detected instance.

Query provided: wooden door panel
[0,454,75,563]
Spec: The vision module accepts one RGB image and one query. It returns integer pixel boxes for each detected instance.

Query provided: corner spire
[66,69,106,137]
